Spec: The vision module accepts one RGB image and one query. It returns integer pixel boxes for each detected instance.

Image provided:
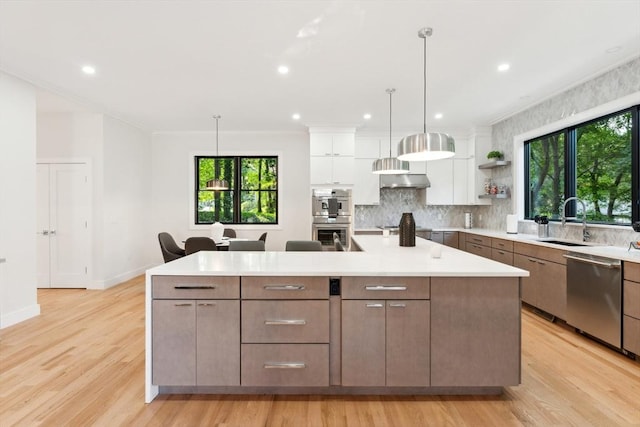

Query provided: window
[525,106,639,225]
[195,156,278,224]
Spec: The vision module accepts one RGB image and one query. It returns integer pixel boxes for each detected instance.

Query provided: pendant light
[205,114,229,190]
[397,27,455,161]
[372,88,410,174]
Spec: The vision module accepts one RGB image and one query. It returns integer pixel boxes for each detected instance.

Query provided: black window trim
[524,105,639,225]
[194,155,279,225]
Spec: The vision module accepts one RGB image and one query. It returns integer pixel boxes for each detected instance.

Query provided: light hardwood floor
[1,275,639,426]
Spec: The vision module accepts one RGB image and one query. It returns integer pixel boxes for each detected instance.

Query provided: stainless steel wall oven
[312,189,352,250]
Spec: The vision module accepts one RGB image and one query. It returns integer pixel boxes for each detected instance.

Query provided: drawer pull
[366,303,384,308]
[174,286,216,290]
[365,285,407,291]
[472,238,483,242]
[528,258,537,263]
[264,362,306,369]
[174,303,192,307]
[263,285,306,291]
[537,261,546,265]
[264,319,307,326]
[498,250,505,255]
[198,303,215,307]
[389,303,407,308]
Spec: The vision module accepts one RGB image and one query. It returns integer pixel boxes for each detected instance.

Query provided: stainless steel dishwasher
[565,252,622,349]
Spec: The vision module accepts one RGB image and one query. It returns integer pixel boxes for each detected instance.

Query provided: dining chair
[258,232,267,243]
[158,232,186,262]
[229,240,265,251]
[285,240,323,251]
[223,228,237,238]
[185,237,218,255]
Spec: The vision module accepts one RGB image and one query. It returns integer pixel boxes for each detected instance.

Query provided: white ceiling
[1,1,639,134]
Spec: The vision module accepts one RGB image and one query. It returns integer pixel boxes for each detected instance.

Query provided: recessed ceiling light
[292,113,301,120]
[434,113,443,119]
[278,65,289,75]
[497,63,510,72]
[363,113,372,120]
[82,65,96,75]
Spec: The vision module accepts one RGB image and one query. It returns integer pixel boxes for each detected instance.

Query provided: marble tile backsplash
[354,188,490,229]
[519,221,639,248]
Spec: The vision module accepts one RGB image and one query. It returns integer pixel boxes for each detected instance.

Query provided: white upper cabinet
[425,138,473,205]
[309,129,356,186]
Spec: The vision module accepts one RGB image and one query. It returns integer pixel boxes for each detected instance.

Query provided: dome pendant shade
[205,178,229,190]
[372,157,411,174]
[397,132,455,161]
[205,114,229,191]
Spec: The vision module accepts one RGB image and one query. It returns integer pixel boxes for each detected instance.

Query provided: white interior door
[37,163,89,288]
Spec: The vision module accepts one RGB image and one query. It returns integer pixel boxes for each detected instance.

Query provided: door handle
[41,230,49,235]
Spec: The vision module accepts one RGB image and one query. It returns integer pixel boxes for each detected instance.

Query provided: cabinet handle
[263,285,305,291]
[174,303,192,307]
[498,250,505,255]
[264,362,306,369]
[528,258,537,263]
[472,238,482,242]
[49,230,56,236]
[41,230,49,235]
[198,303,215,307]
[388,303,406,308]
[366,303,384,308]
[325,152,332,156]
[264,319,307,326]
[497,242,505,247]
[537,261,546,265]
[365,285,407,291]
[174,285,216,290]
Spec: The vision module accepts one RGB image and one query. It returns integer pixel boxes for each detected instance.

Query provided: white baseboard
[89,264,155,290]
[0,303,41,329]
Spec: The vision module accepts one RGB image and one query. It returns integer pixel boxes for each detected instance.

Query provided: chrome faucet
[561,197,590,241]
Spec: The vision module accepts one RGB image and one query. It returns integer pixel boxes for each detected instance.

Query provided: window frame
[194,155,279,225]
[524,105,639,225]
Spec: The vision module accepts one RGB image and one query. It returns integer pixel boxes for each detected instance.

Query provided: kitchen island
[145,235,528,402]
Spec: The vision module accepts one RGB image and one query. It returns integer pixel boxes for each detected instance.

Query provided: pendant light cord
[388,88,394,157]
[423,31,427,134]
[213,114,221,156]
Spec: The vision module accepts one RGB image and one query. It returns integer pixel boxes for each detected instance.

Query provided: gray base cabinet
[623,262,640,355]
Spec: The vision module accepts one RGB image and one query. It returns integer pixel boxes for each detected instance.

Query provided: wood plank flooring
[1,275,639,426]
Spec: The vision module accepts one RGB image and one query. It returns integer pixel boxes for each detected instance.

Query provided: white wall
[0,72,40,328]
[37,111,153,288]
[102,115,153,286]
[151,131,310,258]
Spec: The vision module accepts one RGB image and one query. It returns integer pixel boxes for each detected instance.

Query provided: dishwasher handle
[563,254,620,269]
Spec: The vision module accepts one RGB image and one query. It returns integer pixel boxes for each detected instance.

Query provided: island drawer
[242,276,329,299]
[624,262,640,283]
[465,234,492,247]
[491,238,514,252]
[624,280,640,319]
[241,344,329,386]
[152,276,240,299]
[341,277,430,299]
[242,300,330,343]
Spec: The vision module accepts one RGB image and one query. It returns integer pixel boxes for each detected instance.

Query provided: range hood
[380,174,431,189]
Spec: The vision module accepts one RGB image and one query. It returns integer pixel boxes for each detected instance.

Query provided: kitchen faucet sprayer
[560,197,590,241]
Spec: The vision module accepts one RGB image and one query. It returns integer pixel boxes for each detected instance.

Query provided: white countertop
[146,234,528,278]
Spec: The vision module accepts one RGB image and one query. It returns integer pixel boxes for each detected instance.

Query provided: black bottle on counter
[399,212,416,247]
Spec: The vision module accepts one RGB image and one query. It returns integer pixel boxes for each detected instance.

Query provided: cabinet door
[196,300,240,386]
[353,158,380,205]
[443,232,459,248]
[466,243,491,258]
[514,254,538,306]
[331,156,355,185]
[341,300,385,386]
[386,300,430,386]
[152,300,196,385]
[310,134,334,156]
[452,159,470,205]
[425,159,453,205]
[310,156,333,185]
[331,133,355,156]
[537,261,567,319]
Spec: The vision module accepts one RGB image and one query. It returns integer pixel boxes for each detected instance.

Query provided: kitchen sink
[536,239,589,247]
